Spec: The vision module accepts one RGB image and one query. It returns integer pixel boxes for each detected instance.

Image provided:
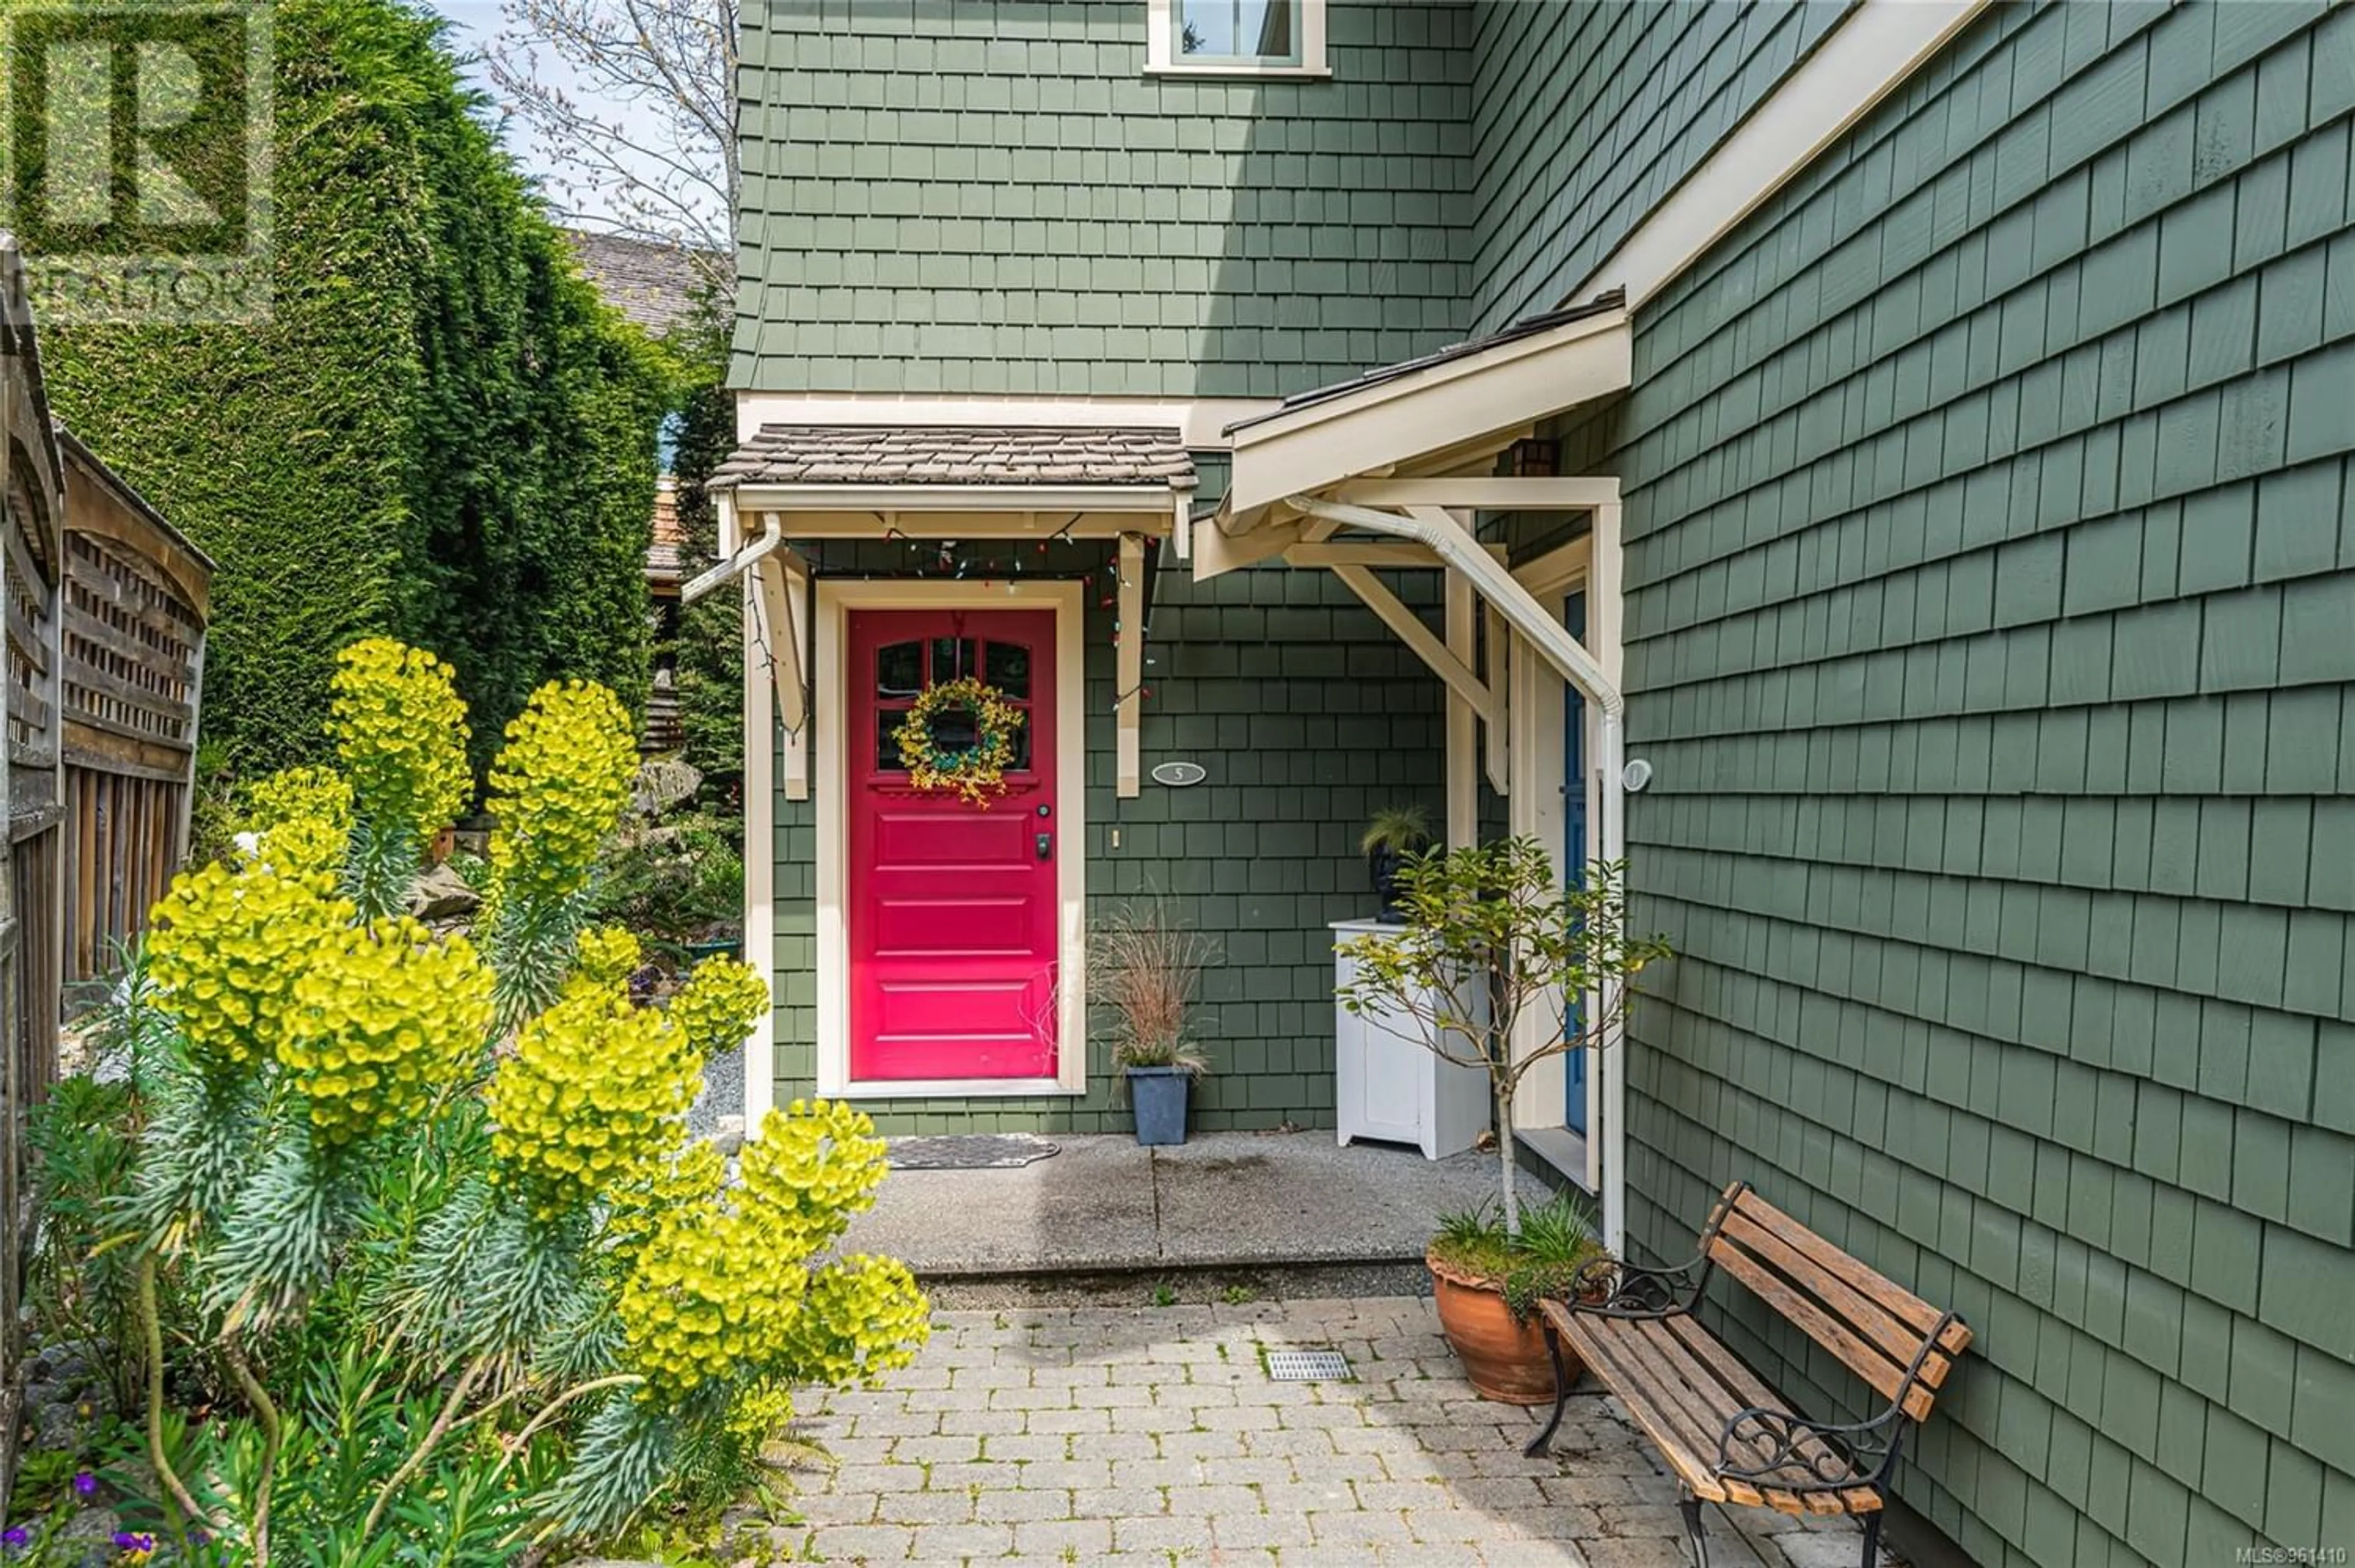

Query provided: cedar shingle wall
[733,0,1474,398]
[1468,0,1855,335]
[1610,4,2355,1564]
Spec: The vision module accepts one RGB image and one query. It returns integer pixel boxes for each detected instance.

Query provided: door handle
[1036,832,1052,862]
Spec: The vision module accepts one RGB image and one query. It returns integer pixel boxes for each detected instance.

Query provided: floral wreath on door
[893,676,1026,806]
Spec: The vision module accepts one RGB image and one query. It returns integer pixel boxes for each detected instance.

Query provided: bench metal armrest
[1714,1404,1905,1493]
[1562,1253,1707,1319]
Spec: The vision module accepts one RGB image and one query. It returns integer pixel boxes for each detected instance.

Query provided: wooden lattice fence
[57,432,211,998]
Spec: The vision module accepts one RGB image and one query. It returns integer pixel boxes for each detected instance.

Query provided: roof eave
[719,480,1193,514]
[1219,307,1633,518]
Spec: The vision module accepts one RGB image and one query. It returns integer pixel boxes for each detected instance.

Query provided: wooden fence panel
[58,441,210,999]
[1,237,67,1505]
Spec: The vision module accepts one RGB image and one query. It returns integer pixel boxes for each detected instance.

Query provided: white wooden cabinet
[1331,919,1492,1161]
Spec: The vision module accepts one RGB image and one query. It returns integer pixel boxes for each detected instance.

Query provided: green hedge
[664,312,746,809]
[34,0,666,776]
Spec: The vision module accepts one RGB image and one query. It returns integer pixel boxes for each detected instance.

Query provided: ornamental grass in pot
[1089,900,1217,1145]
[1427,1190,1607,1402]
[1360,805,1432,924]
[1335,837,1671,1401]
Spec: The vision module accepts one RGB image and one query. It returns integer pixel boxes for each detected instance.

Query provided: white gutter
[1292,495,1634,1256]
[681,507,783,605]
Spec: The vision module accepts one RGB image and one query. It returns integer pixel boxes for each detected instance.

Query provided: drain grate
[1265,1348,1354,1382]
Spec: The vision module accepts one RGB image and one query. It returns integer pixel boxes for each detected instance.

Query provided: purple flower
[111,1532,155,1550]
[71,1470,97,1498]
[1,1526,29,1550]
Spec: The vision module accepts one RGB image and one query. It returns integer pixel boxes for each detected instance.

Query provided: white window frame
[1146,0,1329,78]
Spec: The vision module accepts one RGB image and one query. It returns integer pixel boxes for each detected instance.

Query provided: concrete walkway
[844,1131,1553,1276]
[776,1296,1886,1567]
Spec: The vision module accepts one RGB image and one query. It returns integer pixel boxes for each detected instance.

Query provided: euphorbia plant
[1334,838,1669,1238]
[115,639,928,1561]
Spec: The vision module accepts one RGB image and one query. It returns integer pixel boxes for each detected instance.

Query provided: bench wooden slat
[1707,1231,1932,1420]
[1551,1305,1881,1518]
[1552,1307,1734,1505]
[1713,1207,1937,1412]
[1659,1315,1880,1515]
[1728,1188,1944,1334]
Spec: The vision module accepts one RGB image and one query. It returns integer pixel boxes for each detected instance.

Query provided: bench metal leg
[1679,1486,1710,1568]
[1859,1508,1884,1567]
[1522,1325,1571,1457]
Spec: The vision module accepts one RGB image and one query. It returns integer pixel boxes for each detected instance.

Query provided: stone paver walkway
[781,1296,1886,1567]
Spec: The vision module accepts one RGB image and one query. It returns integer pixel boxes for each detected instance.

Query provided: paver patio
[778,1296,1890,1567]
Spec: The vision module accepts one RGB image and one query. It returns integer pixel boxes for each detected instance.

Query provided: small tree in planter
[1335,838,1669,1399]
[1087,900,1217,1145]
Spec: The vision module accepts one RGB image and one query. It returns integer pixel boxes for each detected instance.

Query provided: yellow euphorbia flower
[486,982,702,1215]
[279,917,494,1144]
[488,680,636,908]
[327,640,470,843]
[670,958,769,1057]
[147,860,350,1073]
[244,766,353,879]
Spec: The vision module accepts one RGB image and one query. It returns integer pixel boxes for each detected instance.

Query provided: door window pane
[929,637,978,683]
[876,640,922,699]
[984,640,1032,698]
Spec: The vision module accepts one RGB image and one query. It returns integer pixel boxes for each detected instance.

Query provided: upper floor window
[1146,0,1328,77]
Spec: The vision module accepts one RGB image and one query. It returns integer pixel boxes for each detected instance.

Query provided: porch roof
[710,423,1196,514]
[1203,289,1629,534]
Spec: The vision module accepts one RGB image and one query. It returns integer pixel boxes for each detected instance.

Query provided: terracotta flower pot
[1426,1247,1579,1405]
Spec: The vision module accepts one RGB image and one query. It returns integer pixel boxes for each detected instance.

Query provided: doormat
[886,1134,1060,1170]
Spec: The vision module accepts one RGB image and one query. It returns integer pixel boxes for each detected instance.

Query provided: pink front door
[848,609,1059,1082]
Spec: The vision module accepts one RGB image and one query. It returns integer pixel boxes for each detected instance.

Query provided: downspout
[682,503,784,605]
[1291,496,1633,1258]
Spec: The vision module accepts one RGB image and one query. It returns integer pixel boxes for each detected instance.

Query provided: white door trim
[1507,519,1618,1199]
[812,579,1089,1100]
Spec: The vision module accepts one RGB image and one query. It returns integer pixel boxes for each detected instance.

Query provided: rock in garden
[631,757,701,817]
[407,862,481,922]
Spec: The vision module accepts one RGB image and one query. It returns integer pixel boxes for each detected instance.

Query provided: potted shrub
[1336,838,1670,1401]
[1428,1190,1607,1401]
[1089,900,1217,1145]
[1360,805,1432,923]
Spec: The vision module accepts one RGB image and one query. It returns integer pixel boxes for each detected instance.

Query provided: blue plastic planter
[1127,1066,1190,1146]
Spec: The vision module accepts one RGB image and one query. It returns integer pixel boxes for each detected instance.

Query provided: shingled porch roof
[710,424,1195,491]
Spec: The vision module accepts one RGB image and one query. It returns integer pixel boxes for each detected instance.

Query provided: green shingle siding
[1468,0,1856,334]
[765,536,1447,1133]
[735,0,1474,397]
[739,0,1853,397]
[1610,4,2355,1565]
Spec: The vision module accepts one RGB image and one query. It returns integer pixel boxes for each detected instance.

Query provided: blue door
[1563,590,1588,1134]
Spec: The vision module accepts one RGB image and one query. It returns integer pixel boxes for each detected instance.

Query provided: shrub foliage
[83,640,927,1559]
[35,0,669,776]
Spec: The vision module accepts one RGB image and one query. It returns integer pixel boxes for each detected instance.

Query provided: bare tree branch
[481,0,738,258]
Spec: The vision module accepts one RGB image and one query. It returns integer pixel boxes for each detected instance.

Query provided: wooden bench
[1525,1181,1971,1568]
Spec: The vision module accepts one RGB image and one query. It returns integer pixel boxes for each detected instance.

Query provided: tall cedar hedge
[664,308,746,814]
[35,0,667,776]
